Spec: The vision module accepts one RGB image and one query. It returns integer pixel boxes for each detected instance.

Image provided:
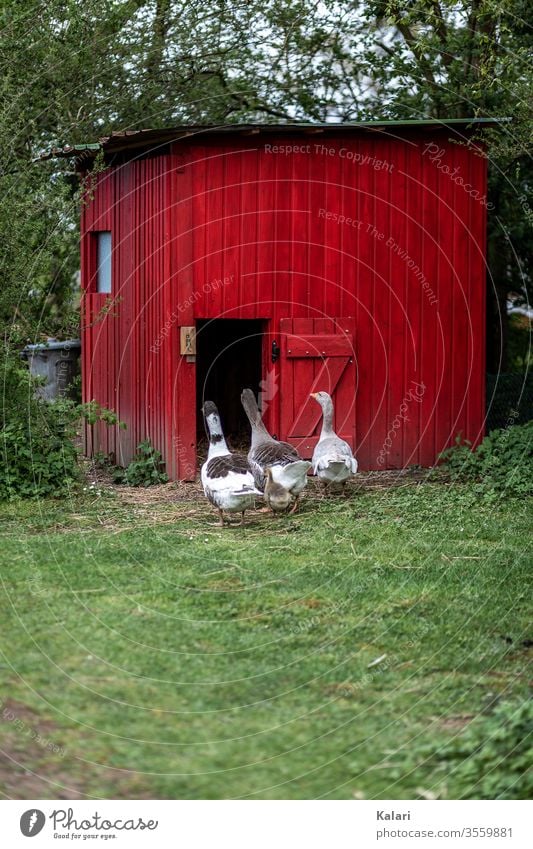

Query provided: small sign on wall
[180,326,196,359]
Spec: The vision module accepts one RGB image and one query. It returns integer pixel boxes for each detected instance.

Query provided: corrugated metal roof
[39,118,507,162]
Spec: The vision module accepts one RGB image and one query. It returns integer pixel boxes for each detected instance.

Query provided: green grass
[0,480,531,799]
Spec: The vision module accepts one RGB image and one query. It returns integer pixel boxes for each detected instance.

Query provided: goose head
[202,400,228,451]
[310,391,335,435]
[264,467,292,513]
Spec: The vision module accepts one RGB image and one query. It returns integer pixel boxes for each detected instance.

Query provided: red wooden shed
[64,120,491,479]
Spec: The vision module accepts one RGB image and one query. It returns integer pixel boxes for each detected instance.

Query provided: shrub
[426,699,533,799]
[113,440,168,487]
[0,358,125,499]
[440,422,533,497]
[0,403,79,499]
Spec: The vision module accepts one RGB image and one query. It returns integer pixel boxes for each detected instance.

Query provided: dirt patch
[84,464,436,509]
[436,714,476,731]
[294,597,325,609]
[0,699,152,799]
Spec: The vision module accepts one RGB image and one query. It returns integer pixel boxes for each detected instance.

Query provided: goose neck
[320,397,335,436]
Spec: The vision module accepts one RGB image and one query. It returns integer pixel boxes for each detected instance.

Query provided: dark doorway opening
[196,319,264,448]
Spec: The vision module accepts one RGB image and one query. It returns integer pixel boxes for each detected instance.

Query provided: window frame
[91,230,112,295]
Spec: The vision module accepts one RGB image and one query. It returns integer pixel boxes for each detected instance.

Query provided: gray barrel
[21,339,81,400]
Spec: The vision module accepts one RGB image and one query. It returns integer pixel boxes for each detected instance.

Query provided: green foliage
[91,450,114,468]
[113,440,168,487]
[507,314,532,372]
[418,700,533,799]
[0,362,125,499]
[0,403,79,499]
[80,399,126,429]
[0,0,531,491]
[440,423,533,497]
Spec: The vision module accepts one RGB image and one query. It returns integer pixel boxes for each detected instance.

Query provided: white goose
[201,401,261,525]
[241,388,312,514]
[311,391,357,491]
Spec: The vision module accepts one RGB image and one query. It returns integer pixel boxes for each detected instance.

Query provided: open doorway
[196,319,265,450]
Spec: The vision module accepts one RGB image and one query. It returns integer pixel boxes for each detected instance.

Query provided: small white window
[96,231,112,294]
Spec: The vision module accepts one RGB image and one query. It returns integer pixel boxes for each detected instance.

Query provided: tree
[0,0,530,367]
[355,0,533,371]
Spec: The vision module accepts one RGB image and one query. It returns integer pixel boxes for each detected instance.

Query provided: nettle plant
[426,699,533,800]
[439,422,533,498]
[113,440,168,487]
[0,376,126,499]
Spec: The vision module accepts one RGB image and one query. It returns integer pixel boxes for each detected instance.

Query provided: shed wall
[81,130,487,477]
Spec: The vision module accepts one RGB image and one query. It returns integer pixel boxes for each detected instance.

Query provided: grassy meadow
[0,475,530,799]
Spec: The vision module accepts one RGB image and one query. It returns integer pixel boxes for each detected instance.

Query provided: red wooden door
[279,317,356,458]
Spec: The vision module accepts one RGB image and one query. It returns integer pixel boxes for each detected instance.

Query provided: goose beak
[310,393,318,399]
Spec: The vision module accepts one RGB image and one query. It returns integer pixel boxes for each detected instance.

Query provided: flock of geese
[201,388,358,525]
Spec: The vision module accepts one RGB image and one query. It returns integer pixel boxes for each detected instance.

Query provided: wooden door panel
[289,356,350,437]
[279,317,356,459]
[285,334,353,358]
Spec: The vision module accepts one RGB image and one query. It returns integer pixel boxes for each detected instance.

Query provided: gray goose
[241,388,311,513]
[201,401,261,525]
[310,391,357,492]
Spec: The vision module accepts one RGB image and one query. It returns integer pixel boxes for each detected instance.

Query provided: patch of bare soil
[84,461,437,509]
[0,699,152,800]
[436,714,476,731]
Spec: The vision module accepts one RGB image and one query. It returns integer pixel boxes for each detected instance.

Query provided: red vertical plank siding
[173,146,196,480]
[161,152,174,475]
[115,161,134,465]
[386,140,406,468]
[418,140,440,467]
[308,154,327,323]
[401,140,423,467]
[238,148,257,319]
[350,140,372,466]
[81,169,115,458]
[226,149,244,318]
[449,143,470,450]
[80,129,488,478]
[275,148,292,324]
[433,142,455,464]
[254,144,276,432]
[371,139,393,467]
[290,149,310,318]
[468,149,487,447]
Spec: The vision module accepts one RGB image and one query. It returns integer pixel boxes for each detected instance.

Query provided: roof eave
[38,118,510,163]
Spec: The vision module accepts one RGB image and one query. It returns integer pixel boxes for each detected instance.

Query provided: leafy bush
[0,402,79,499]
[440,422,533,497]
[0,360,125,499]
[113,440,168,487]
[425,699,533,799]
[81,399,125,429]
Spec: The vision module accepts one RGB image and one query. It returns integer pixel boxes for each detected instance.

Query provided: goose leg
[288,494,300,515]
[240,511,245,525]
[218,509,225,527]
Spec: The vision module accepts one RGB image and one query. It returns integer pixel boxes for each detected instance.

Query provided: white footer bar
[2,799,530,848]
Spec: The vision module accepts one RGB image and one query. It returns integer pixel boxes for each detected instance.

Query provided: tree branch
[394,19,440,92]
[429,0,453,68]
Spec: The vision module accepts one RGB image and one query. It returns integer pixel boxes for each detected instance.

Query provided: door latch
[271,340,280,363]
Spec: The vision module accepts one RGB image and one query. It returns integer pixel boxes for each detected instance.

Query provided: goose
[241,388,312,513]
[310,391,358,492]
[201,400,261,525]
[264,467,293,513]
